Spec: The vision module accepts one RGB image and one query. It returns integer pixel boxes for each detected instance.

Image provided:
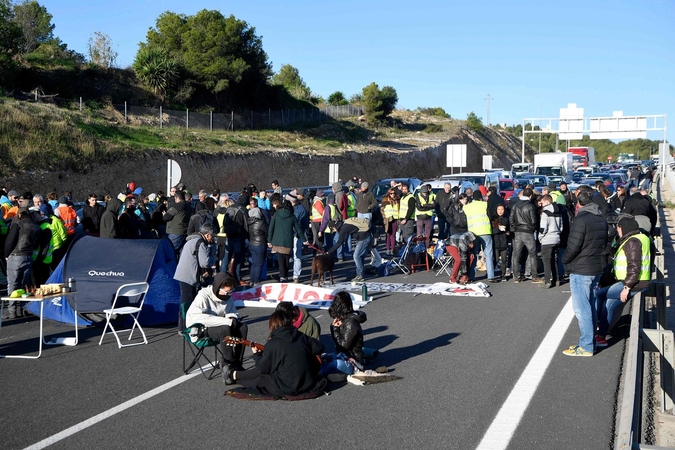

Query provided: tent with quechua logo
[24,235,180,326]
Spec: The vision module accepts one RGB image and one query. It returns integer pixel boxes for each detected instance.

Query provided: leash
[306,243,328,255]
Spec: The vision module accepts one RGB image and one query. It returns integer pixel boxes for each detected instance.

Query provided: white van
[439,172,502,196]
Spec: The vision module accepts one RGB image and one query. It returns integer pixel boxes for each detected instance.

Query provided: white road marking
[24,366,209,450]
[476,297,575,450]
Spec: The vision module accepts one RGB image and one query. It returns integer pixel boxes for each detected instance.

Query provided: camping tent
[25,236,180,326]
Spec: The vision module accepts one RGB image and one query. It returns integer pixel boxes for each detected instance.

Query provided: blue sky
[41,0,674,142]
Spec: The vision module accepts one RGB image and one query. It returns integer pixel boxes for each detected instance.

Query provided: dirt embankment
[1,127,533,199]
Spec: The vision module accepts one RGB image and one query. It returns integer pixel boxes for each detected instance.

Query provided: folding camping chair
[432,240,454,277]
[387,235,413,275]
[180,302,225,380]
[98,282,149,348]
[410,235,430,273]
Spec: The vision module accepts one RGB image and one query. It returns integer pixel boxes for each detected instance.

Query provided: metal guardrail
[616,234,675,449]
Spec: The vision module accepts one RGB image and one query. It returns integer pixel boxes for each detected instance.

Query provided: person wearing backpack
[326,218,372,283]
[318,195,340,255]
[224,195,249,280]
[174,222,217,332]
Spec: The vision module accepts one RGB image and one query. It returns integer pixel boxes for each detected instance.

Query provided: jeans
[7,254,33,314]
[292,236,303,279]
[323,232,334,254]
[249,245,266,284]
[570,273,600,352]
[416,216,432,248]
[470,234,494,280]
[353,239,371,277]
[596,281,632,337]
[437,214,450,240]
[167,233,186,254]
[512,232,537,280]
[540,244,558,285]
[557,247,566,279]
[320,352,356,376]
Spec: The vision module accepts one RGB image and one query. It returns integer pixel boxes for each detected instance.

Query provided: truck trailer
[534,152,574,181]
[569,147,595,168]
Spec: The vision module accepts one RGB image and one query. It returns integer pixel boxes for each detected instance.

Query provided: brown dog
[310,254,335,288]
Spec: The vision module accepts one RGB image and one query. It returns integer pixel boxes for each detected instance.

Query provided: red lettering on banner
[303,290,319,300]
[323,293,335,301]
[277,284,287,300]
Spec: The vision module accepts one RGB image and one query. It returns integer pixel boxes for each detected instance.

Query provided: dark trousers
[437,214,450,240]
[495,247,508,277]
[512,232,537,280]
[277,253,291,280]
[226,237,245,279]
[205,322,249,366]
[540,244,558,285]
[178,282,197,332]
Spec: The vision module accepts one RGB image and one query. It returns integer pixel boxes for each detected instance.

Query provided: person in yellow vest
[415,185,436,248]
[310,190,325,256]
[464,190,496,282]
[398,183,416,244]
[381,188,399,255]
[594,217,651,348]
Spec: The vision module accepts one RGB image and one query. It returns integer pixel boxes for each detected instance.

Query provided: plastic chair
[180,302,224,380]
[98,282,149,348]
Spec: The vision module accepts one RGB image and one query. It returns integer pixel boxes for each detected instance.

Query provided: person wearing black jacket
[320,291,368,376]
[435,183,454,240]
[247,205,268,286]
[224,195,249,279]
[448,193,469,235]
[4,207,39,318]
[398,183,417,244]
[486,186,505,218]
[228,310,327,397]
[622,188,657,234]
[163,190,192,253]
[509,188,542,283]
[99,197,122,239]
[562,189,608,357]
[82,194,105,235]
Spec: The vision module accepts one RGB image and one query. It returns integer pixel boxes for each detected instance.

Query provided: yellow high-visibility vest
[463,200,491,236]
[614,233,651,281]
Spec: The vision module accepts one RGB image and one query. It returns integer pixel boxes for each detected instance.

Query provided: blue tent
[25,236,180,326]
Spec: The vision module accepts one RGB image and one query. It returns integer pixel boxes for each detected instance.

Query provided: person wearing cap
[4,206,39,318]
[2,189,20,221]
[82,193,105,236]
[594,217,652,348]
[415,184,436,249]
[398,183,416,244]
[562,189,608,357]
[355,182,377,220]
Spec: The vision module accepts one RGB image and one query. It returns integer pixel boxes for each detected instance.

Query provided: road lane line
[24,366,210,450]
[476,297,575,450]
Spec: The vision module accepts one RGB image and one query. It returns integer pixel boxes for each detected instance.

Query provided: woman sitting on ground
[275,301,321,340]
[320,291,368,376]
[226,310,327,396]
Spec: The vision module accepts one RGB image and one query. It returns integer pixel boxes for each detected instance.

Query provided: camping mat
[330,281,491,298]
[224,387,325,401]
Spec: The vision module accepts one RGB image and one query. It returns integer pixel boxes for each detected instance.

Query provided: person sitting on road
[320,291,368,377]
[225,310,327,397]
[275,301,321,340]
[447,231,476,284]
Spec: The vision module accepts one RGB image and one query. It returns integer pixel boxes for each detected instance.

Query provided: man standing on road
[509,188,543,283]
[398,183,416,244]
[464,190,496,282]
[435,182,453,240]
[562,189,608,357]
[355,182,377,220]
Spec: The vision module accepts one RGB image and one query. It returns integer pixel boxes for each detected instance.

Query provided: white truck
[534,152,574,182]
[511,162,532,177]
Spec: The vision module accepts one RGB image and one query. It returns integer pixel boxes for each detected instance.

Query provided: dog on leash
[310,254,335,288]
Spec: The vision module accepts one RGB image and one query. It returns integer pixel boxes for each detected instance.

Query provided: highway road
[0,263,626,450]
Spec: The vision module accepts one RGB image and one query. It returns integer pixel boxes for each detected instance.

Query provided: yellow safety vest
[464,200,491,236]
[324,204,338,234]
[347,193,356,218]
[311,199,324,223]
[384,203,399,220]
[399,193,414,220]
[415,193,436,218]
[614,233,651,281]
[216,213,227,237]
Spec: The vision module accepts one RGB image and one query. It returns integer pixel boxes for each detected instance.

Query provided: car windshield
[499,180,514,191]
[371,183,391,200]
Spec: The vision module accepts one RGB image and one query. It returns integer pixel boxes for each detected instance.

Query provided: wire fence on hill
[10,90,365,131]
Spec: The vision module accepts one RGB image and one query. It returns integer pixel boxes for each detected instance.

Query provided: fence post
[231,111,234,131]
[124,101,127,124]
[186,109,189,129]
[210,111,213,131]
[269,109,271,128]
[250,111,253,129]
[79,97,82,112]
[160,106,162,129]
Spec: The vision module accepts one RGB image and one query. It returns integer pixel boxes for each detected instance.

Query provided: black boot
[223,363,235,385]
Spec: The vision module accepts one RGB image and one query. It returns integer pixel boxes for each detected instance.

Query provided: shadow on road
[373,332,460,366]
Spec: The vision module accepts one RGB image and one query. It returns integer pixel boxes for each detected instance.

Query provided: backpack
[344,217,370,232]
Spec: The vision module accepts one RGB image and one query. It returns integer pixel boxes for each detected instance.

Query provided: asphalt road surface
[0,262,626,450]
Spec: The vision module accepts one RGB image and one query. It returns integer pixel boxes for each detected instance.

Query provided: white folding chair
[98,282,150,348]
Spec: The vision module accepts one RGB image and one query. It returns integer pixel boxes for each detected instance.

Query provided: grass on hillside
[0,97,457,176]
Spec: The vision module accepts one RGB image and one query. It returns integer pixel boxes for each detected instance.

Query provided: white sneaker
[505,268,512,277]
